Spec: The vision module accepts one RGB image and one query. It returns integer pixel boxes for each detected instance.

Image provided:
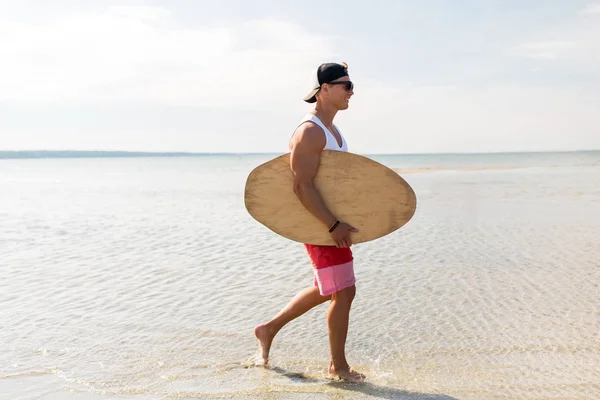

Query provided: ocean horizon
[1,149,599,159]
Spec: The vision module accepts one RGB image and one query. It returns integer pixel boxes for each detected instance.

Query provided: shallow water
[1,152,599,399]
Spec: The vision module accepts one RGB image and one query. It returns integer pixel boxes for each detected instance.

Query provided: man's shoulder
[296,120,325,138]
[292,121,325,146]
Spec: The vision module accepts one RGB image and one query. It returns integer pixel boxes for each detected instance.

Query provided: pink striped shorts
[304,244,356,296]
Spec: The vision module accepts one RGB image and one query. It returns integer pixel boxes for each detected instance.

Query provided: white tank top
[295,114,348,152]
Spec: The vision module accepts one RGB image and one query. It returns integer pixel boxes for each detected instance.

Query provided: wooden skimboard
[244,150,417,245]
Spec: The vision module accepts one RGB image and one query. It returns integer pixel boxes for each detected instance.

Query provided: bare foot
[329,362,366,383]
[254,324,274,366]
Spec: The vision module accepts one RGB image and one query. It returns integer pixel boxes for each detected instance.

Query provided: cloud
[341,83,600,153]
[513,40,577,60]
[0,6,336,107]
[509,16,599,73]
[581,3,600,15]
[1,4,599,153]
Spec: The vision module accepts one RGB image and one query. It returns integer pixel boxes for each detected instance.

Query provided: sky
[1,0,599,154]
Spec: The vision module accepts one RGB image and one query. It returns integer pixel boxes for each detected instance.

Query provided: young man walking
[254,62,365,383]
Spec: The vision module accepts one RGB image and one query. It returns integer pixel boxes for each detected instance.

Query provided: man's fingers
[332,225,357,247]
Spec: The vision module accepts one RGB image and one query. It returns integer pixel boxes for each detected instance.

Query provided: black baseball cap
[303,62,349,103]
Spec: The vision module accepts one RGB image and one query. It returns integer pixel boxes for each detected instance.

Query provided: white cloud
[513,40,577,60]
[0,6,336,107]
[581,3,600,15]
[509,16,600,72]
[0,4,599,153]
[339,82,600,153]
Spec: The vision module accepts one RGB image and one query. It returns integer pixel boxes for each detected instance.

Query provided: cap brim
[303,88,319,103]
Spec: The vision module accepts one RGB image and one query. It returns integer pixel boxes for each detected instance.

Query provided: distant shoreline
[0,151,276,159]
[0,149,598,159]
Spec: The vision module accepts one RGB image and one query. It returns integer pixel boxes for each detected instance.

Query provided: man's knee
[332,284,356,305]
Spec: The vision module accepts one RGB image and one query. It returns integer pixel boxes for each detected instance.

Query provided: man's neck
[312,104,337,127]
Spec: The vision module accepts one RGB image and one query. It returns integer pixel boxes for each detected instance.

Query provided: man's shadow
[269,366,458,400]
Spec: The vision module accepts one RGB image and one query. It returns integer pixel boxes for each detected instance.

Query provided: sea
[1,151,599,400]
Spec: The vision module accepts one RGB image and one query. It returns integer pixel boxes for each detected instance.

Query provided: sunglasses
[326,81,354,91]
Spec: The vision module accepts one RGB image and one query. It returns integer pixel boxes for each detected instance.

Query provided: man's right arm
[290,124,337,228]
[289,124,357,247]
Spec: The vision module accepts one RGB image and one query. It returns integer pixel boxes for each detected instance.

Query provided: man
[254,62,365,383]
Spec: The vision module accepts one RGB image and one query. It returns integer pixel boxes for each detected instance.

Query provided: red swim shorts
[304,244,356,296]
